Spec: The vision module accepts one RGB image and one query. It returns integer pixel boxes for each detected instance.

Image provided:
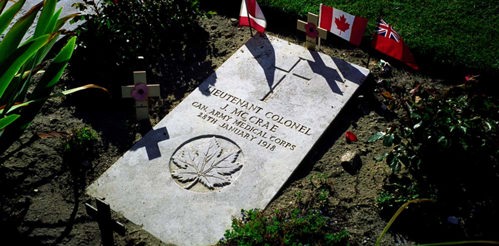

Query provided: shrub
[219,173,349,245]
[71,0,204,93]
[63,126,101,179]
[64,126,100,158]
[219,209,349,246]
[0,0,106,153]
[371,77,499,239]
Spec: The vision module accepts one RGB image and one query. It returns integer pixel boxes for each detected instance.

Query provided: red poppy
[305,23,318,38]
[345,131,358,142]
[465,74,478,82]
[131,83,149,101]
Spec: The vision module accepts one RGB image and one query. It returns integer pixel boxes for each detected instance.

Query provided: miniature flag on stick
[372,19,419,70]
[319,4,368,46]
[239,0,266,33]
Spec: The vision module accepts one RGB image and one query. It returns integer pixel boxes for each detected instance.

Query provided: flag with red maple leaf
[319,4,368,46]
[335,15,350,33]
[372,19,419,70]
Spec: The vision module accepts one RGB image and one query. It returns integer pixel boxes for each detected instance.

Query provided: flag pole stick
[318,3,322,49]
[366,53,371,70]
[246,0,253,37]
[366,16,381,70]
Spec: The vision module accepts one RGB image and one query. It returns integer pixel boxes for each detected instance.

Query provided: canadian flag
[319,4,368,46]
[239,0,266,33]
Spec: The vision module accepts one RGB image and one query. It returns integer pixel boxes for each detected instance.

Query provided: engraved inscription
[170,136,243,192]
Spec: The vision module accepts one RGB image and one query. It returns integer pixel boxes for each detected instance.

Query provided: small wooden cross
[121,71,161,121]
[85,198,126,246]
[297,12,328,50]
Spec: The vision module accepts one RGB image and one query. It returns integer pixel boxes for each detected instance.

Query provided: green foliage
[376,184,420,214]
[220,173,349,245]
[73,0,200,66]
[371,79,498,179]
[0,0,73,151]
[64,126,100,162]
[220,209,349,246]
[62,126,102,185]
[0,0,106,154]
[72,0,203,93]
[371,76,499,239]
[257,0,498,72]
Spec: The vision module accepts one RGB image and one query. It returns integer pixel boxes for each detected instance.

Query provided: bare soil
[0,13,455,245]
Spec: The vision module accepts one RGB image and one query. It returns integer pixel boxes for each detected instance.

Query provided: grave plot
[87,34,369,245]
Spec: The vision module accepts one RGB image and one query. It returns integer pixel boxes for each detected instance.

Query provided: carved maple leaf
[171,137,242,190]
[335,15,350,33]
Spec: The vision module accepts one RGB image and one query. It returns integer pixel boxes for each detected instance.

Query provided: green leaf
[0,2,42,64]
[31,32,59,66]
[437,135,448,148]
[34,0,56,37]
[55,13,79,31]
[483,121,492,132]
[413,121,422,129]
[383,133,395,147]
[386,153,400,173]
[45,7,62,35]
[368,131,385,143]
[31,36,76,97]
[1,84,108,115]
[0,0,26,35]
[459,125,467,134]
[0,0,8,13]
[60,83,108,96]
[31,4,62,66]
[0,34,51,99]
[449,125,456,133]
[374,152,388,161]
[0,114,20,130]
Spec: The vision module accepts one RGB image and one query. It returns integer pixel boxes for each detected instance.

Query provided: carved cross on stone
[260,59,311,101]
[297,12,328,50]
[121,71,161,121]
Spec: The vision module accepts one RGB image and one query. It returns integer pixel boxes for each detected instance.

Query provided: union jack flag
[376,19,400,43]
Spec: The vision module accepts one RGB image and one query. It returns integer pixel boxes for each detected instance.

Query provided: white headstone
[87,34,369,245]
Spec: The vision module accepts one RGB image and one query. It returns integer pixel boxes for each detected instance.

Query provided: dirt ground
[1,13,447,245]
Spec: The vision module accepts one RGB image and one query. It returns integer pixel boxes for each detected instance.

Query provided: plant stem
[375,198,435,246]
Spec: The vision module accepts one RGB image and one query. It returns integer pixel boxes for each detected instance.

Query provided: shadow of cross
[121,71,161,121]
[131,127,169,160]
[307,51,344,95]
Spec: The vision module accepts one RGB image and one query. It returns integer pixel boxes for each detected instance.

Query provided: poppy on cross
[297,12,328,50]
[121,71,161,121]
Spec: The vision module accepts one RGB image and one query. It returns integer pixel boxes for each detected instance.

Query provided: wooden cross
[297,12,328,50]
[85,198,126,246]
[121,71,161,121]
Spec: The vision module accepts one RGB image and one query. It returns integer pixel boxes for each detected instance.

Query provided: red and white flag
[319,4,368,46]
[372,19,419,70]
[239,0,266,33]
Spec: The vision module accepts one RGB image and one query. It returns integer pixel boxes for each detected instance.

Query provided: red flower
[464,74,478,82]
[305,23,318,38]
[345,131,358,142]
[113,0,119,4]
